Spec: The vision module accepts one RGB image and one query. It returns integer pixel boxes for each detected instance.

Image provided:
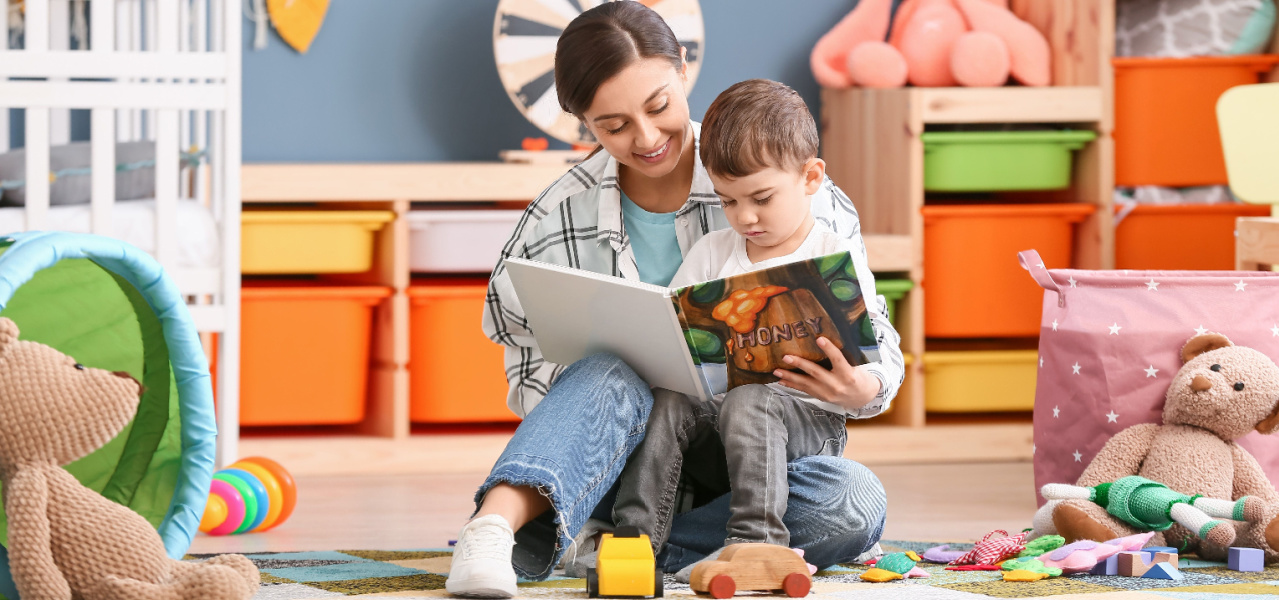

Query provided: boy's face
[710,158,825,252]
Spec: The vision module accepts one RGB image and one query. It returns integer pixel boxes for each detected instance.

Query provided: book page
[671,251,877,394]
[505,257,711,400]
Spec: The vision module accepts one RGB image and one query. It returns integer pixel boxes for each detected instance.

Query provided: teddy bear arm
[1076,423,1160,487]
[1230,444,1279,505]
[5,468,73,600]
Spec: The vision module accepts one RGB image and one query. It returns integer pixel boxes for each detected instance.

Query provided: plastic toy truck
[689,543,811,598]
[587,526,663,598]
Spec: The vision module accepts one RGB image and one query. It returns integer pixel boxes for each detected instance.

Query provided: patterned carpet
[194,540,1279,600]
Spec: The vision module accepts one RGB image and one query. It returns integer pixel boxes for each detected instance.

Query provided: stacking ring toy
[200,456,297,536]
[205,478,246,536]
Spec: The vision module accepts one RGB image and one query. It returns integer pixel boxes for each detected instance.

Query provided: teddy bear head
[1163,332,1279,440]
[0,317,142,468]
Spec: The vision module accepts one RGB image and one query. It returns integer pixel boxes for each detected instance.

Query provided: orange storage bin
[240,283,390,426]
[1115,203,1270,270]
[923,204,1095,338]
[1113,55,1279,187]
[408,281,517,423]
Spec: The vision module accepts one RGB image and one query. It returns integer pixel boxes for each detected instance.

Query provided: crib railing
[1,0,242,465]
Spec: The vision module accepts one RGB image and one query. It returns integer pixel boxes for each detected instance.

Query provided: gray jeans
[612,384,848,551]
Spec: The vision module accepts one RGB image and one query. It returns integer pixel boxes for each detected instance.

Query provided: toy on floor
[1117,551,1178,577]
[1038,539,1122,574]
[1017,534,1064,558]
[688,543,811,598]
[0,232,230,598]
[1086,533,1155,575]
[810,0,1051,89]
[1228,547,1264,572]
[586,526,662,599]
[1034,333,1279,565]
[949,529,1029,565]
[1042,477,1262,548]
[1000,557,1061,578]
[921,544,966,563]
[860,551,929,582]
[0,317,260,599]
[200,456,298,536]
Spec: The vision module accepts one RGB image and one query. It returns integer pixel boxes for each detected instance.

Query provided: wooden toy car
[689,543,811,598]
[587,526,663,598]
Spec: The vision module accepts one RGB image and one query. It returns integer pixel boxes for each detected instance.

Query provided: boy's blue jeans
[474,353,888,580]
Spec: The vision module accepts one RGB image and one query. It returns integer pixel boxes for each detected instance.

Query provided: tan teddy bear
[0,317,259,599]
[1043,332,1279,563]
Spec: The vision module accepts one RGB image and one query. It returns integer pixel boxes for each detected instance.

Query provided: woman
[446,3,900,598]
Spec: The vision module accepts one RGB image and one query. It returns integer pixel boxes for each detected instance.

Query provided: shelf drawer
[408,210,522,273]
[242,210,394,274]
[924,350,1037,412]
[1115,203,1270,270]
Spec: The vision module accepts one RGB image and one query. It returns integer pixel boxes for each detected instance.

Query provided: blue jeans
[474,353,888,580]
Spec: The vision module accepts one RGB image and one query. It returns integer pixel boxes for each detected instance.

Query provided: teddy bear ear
[1180,332,1233,364]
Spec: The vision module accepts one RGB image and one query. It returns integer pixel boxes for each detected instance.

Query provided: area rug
[193,541,1279,600]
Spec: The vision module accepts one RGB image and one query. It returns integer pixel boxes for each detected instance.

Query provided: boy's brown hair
[699,79,819,178]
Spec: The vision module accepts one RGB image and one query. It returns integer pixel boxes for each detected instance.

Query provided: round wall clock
[494,0,705,146]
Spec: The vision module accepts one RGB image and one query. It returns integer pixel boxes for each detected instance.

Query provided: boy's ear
[803,158,826,195]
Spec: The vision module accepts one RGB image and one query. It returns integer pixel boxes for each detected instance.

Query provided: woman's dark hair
[555,2,683,117]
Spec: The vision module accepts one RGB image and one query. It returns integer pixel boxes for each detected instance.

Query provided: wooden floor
[188,461,1039,555]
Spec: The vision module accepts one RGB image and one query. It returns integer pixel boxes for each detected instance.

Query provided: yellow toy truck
[586,526,664,598]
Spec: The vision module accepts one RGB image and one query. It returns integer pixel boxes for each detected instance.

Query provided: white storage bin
[408,210,523,273]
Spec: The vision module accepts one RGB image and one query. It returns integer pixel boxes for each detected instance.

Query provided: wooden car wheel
[708,575,735,599]
[586,567,599,598]
[782,573,811,598]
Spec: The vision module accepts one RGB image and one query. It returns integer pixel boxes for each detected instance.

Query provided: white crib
[1,0,242,467]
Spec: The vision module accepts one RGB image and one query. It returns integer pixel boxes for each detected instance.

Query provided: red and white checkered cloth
[949,530,1029,566]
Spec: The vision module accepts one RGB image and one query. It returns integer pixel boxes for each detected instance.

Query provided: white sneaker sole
[446,578,516,598]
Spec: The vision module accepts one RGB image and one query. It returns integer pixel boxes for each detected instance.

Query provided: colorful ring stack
[200,456,297,536]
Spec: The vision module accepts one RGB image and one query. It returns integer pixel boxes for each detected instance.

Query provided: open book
[504,252,880,401]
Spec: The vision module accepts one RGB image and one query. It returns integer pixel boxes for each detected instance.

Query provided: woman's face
[581,56,692,180]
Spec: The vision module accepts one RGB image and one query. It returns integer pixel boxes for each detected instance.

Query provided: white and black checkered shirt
[482,122,904,419]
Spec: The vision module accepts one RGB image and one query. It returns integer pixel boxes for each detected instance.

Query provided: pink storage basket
[1019,249,1279,503]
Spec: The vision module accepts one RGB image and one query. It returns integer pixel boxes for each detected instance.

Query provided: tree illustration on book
[672,252,878,393]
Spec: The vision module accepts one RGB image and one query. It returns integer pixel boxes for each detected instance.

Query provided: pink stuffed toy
[810,0,1051,89]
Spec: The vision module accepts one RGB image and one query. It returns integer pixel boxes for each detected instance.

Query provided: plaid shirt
[483,123,904,419]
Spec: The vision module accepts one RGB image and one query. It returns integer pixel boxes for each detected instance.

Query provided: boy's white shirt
[668,221,899,418]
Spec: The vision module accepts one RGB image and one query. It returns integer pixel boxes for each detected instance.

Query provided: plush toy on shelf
[810,0,1051,89]
[1034,333,1279,565]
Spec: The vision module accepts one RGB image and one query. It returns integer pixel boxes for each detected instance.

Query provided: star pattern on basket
[949,530,1029,566]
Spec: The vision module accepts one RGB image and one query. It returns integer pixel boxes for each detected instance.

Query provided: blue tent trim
[0,231,217,558]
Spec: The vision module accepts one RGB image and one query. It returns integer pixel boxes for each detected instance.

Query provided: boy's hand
[773,336,881,410]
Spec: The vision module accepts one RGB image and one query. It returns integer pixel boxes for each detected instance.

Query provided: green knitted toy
[1042,477,1254,544]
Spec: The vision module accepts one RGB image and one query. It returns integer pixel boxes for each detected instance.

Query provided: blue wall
[243,0,857,162]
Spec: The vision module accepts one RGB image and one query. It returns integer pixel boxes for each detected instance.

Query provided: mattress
[0,199,222,270]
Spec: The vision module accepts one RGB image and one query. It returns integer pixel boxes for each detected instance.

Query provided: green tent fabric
[0,232,218,599]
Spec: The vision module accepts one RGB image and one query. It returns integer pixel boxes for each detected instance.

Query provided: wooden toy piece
[1089,554,1120,576]
[1117,552,1153,577]
[1144,546,1178,554]
[587,526,663,598]
[1227,547,1264,572]
[689,543,812,599]
[1140,562,1183,580]
[1151,552,1178,568]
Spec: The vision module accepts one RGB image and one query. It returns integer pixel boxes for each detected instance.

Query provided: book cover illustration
[672,251,879,395]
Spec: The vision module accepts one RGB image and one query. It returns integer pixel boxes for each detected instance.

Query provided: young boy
[608,79,904,579]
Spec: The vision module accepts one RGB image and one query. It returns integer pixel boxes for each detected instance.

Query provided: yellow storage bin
[242,210,394,274]
[923,350,1037,412]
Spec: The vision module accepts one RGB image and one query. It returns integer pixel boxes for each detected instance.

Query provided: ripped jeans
[473,353,887,581]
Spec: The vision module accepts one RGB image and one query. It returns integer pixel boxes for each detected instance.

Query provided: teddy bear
[810,0,1050,89]
[1033,332,1279,564]
[0,317,260,599]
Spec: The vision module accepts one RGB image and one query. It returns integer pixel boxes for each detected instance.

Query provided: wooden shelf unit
[820,0,1116,428]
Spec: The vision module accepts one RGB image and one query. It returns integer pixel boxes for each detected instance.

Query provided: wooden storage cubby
[820,0,1115,429]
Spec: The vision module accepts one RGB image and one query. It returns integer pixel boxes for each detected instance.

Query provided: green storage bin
[921,130,1097,192]
[875,278,913,326]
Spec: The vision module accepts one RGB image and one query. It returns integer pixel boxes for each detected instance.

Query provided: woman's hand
[772,336,881,410]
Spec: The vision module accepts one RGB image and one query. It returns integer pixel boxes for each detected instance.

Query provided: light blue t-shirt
[620,191,682,287]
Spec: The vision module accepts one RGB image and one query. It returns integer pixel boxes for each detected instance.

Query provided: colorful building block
[1118,552,1152,577]
[1144,546,1178,555]
[1141,562,1183,580]
[1227,547,1264,572]
[1089,554,1120,576]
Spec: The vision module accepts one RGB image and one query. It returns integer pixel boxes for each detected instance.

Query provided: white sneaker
[446,514,518,598]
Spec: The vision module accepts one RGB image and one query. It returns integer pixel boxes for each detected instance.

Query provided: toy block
[1140,562,1183,580]
[1152,552,1177,567]
[1117,552,1153,577]
[1144,546,1178,554]
[1089,554,1120,576]
[1227,547,1264,572]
